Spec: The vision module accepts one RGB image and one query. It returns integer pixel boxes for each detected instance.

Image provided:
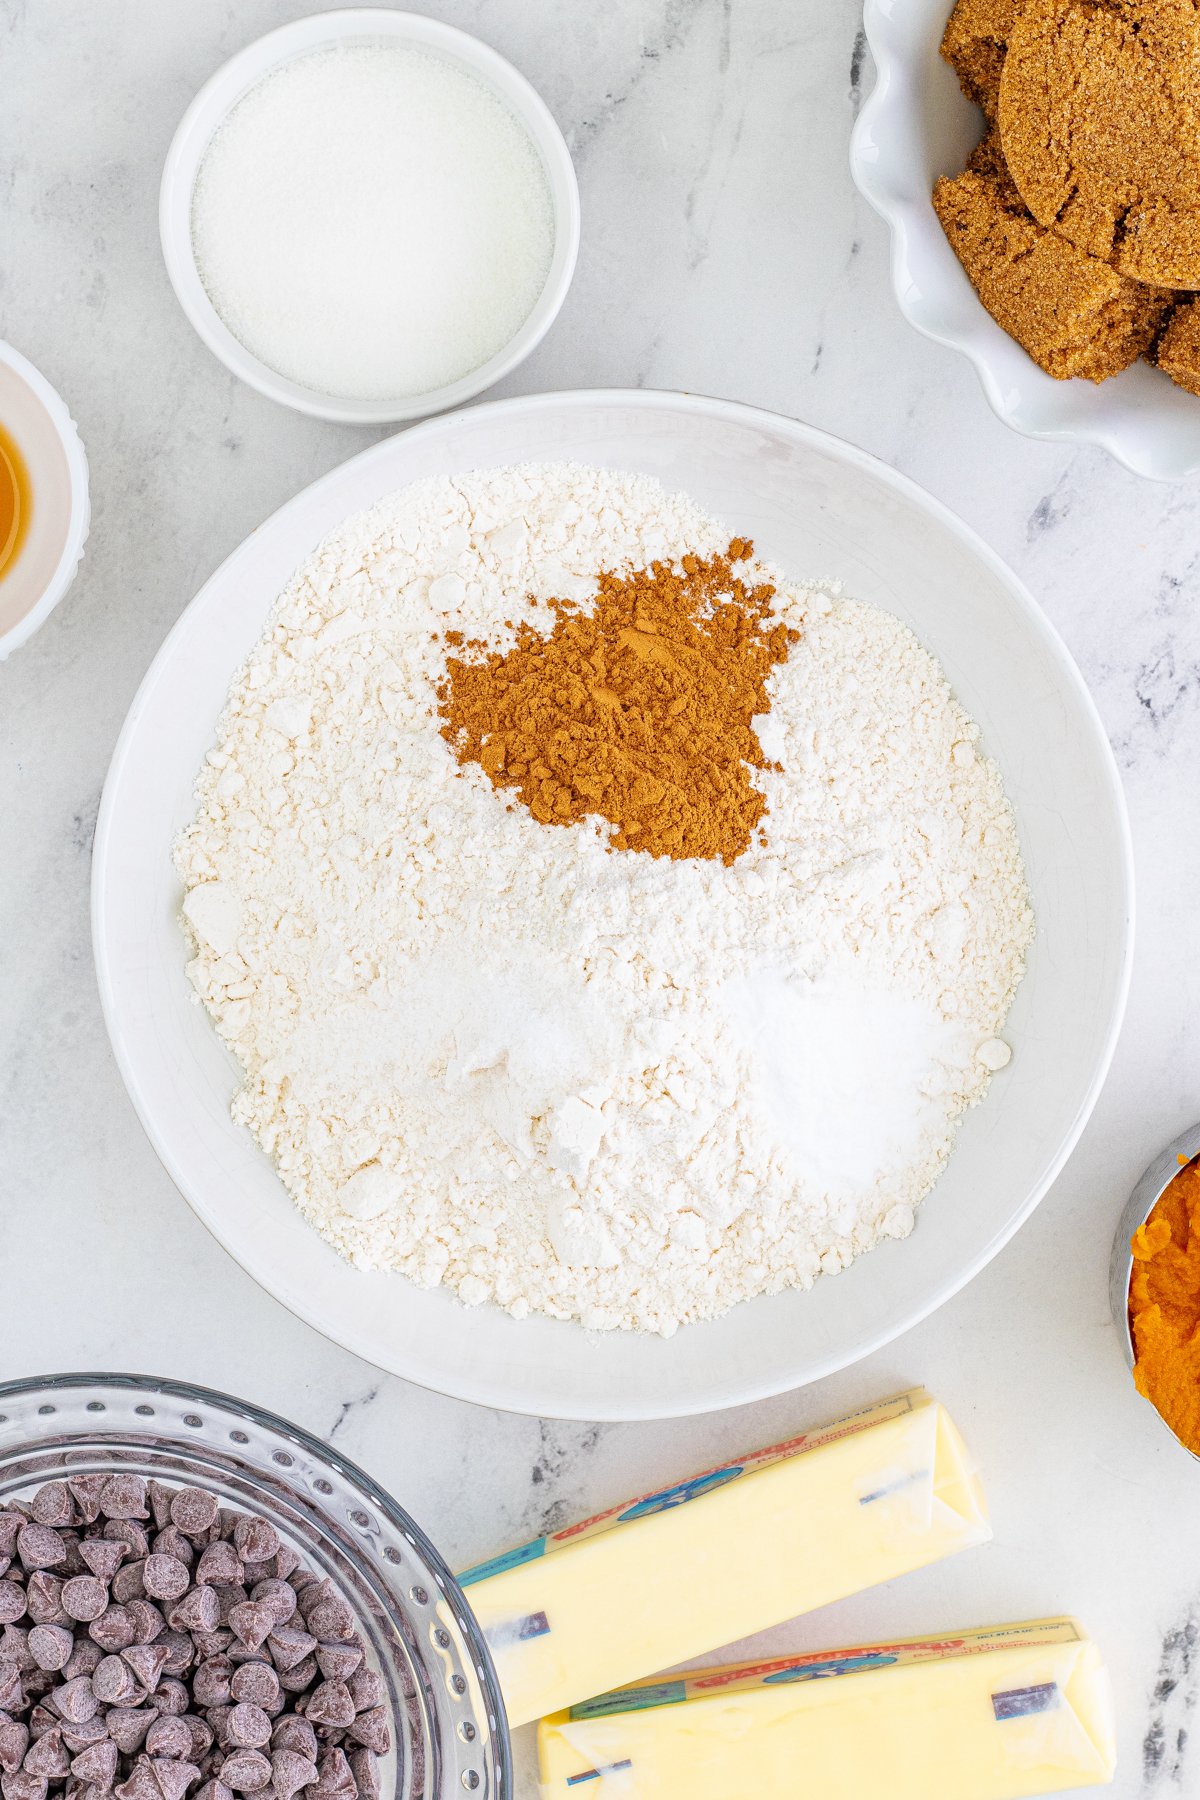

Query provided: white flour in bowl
[175,464,1033,1336]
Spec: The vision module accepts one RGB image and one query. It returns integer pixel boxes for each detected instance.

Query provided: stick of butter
[538,1619,1116,1798]
[459,1389,989,1727]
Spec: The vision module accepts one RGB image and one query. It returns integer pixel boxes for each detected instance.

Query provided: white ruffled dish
[849,0,1200,481]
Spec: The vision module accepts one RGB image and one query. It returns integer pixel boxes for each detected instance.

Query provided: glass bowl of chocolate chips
[0,1375,508,1800]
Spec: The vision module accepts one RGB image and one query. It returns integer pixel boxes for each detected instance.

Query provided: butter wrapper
[459,1389,990,1726]
[539,1618,1116,1798]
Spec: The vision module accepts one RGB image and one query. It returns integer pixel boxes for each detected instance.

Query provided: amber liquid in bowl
[0,420,31,580]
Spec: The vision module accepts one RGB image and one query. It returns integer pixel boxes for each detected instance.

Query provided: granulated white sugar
[191,43,555,401]
[176,464,1034,1337]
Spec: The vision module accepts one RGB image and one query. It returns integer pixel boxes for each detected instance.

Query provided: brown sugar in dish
[933,140,1172,378]
[999,0,1200,288]
[1154,296,1200,392]
[438,543,799,865]
[941,0,1022,120]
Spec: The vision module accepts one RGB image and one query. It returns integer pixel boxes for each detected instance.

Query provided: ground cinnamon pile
[1130,1153,1200,1452]
[438,541,799,863]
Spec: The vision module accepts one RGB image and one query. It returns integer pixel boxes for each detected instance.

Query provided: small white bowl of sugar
[161,8,579,424]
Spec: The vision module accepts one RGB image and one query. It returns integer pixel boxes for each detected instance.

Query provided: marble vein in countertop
[1143,1602,1199,1790]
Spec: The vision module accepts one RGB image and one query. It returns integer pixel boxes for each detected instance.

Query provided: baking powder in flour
[176,464,1034,1336]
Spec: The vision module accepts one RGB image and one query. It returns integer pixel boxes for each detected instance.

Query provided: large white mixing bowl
[93,390,1132,1419]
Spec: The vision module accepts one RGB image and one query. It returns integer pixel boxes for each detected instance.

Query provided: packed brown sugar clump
[1000,0,1200,285]
[933,137,1173,379]
[937,0,1199,388]
[438,542,799,864]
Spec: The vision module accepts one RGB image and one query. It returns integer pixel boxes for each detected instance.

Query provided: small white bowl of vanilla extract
[0,342,89,660]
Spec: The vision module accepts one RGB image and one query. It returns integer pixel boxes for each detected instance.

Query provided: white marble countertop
[3,2,1199,1795]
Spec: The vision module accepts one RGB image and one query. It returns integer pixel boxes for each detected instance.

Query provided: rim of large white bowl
[0,341,91,661]
[849,0,1200,482]
[92,388,1135,1419]
[160,8,580,425]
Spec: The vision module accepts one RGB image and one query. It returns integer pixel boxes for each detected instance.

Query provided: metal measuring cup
[1109,1121,1200,1457]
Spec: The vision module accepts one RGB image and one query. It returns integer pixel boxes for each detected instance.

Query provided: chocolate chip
[89,1606,136,1654]
[105,1525,150,1564]
[77,1542,123,1585]
[343,1711,387,1758]
[194,1552,239,1594]
[106,1710,154,1755]
[168,1498,217,1544]
[24,1581,66,1631]
[295,1601,351,1648]
[22,1730,69,1781]
[224,1610,273,1659]
[59,1584,106,1629]
[227,1667,277,1714]
[343,1673,380,1715]
[28,1494,72,1535]
[189,1661,231,1714]
[273,1660,315,1698]
[63,1485,104,1530]
[57,1715,107,1754]
[141,1565,188,1608]
[0,1526,24,1564]
[144,1719,192,1762]
[24,1707,55,1743]
[299,1685,353,1732]
[194,1782,233,1800]
[148,1680,190,1718]
[268,1752,315,1800]
[70,1741,117,1788]
[127,1603,165,1647]
[114,1759,160,1800]
[98,1482,147,1525]
[0,1726,27,1776]
[2,1768,49,1800]
[48,1680,98,1728]
[26,1633,72,1677]
[155,1637,194,1680]
[228,1530,275,1574]
[92,1659,141,1708]
[267,1722,315,1765]
[62,1640,103,1684]
[180,1717,213,1761]
[0,1591,26,1630]
[121,1647,168,1696]
[346,1750,377,1800]
[217,1752,271,1794]
[152,1757,200,1800]
[110,1566,146,1607]
[311,1646,359,1687]
[14,1536,62,1579]
[0,1633,33,1675]
[150,1534,194,1572]
[269,1552,299,1586]
[310,1750,354,1800]
[167,1593,217,1640]
[222,1709,269,1754]
[246,1587,293,1634]
[263,1633,313,1677]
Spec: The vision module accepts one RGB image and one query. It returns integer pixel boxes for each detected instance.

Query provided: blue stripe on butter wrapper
[566,1761,633,1786]
[858,1468,928,1506]
[571,1681,688,1721]
[458,1536,547,1587]
[992,1682,1060,1722]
